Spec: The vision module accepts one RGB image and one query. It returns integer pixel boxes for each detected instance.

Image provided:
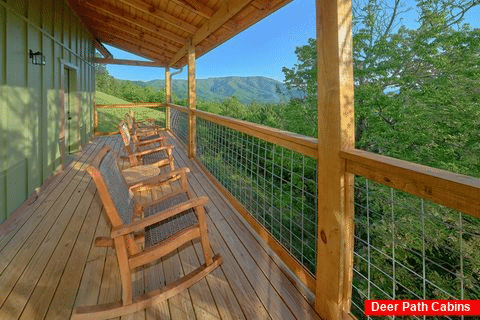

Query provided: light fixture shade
[29,50,46,65]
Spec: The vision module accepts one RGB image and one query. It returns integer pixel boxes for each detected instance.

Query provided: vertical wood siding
[0,0,95,222]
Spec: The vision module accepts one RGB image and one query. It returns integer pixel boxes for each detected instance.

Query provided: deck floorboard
[0,133,320,320]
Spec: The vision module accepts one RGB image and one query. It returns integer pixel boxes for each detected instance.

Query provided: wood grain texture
[0,134,323,320]
[165,68,172,130]
[341,149,480,219]
[315,0,355,318]
[188,39,196,159]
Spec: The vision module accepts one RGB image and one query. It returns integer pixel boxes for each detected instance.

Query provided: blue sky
[105,0,316,82]
[104,0,479,82]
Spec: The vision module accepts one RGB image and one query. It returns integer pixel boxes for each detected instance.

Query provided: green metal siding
[0,0,95,223]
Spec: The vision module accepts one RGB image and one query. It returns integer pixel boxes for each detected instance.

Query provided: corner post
[165,67,171,130]
[93,104,98,135]
[315,0,355,319]
[187,38,196,159]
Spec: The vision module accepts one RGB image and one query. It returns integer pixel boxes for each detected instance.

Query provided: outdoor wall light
[29,50,46,65]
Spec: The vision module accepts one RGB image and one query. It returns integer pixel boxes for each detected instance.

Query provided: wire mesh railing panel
[196,117,318,274]
[352,176,480,319]
[170,107,188,146]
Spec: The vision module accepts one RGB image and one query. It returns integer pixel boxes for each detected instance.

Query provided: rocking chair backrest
[87,146,135,227]
[125,113,134,130]
[119,122,137,154]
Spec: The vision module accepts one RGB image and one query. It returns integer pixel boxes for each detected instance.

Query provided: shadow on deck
[0,132,320,320]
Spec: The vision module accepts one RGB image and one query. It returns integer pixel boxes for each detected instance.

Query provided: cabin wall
[0,0,95,222]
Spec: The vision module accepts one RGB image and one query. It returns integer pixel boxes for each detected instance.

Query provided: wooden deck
[0,132,321,320]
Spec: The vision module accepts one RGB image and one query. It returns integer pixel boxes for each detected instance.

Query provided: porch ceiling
[67,0,292,68]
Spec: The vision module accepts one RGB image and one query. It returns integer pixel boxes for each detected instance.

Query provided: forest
[96,1,480,318]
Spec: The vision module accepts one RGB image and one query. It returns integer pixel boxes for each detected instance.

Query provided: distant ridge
[125,76,301,104]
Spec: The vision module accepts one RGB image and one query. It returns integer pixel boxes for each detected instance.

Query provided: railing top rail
[341,148,480,219]
[169,104,318,158]
[169,103,188,111]
[95,103,165,109]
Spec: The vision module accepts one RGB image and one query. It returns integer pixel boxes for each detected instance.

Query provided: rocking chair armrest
[128,167,190,190]
[111,196,208,237]
[132,145,173,158]
[136,128,157,136]
[138,137,164,146]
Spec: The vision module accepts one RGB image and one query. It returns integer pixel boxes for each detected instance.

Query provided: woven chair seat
[144,193,198,248]
[142,149,168,165]
[138,141,162,151]
[139,133,162,141]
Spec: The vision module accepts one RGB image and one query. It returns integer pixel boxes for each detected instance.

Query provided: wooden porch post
[315,0,355,319]
[165,67,171,130]
[187,38,196,159]
[93,104,98,134]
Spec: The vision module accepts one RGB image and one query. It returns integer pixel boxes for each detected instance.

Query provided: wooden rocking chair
[125,112,162,139]
[73,145,222,320]
[119,121,175,172]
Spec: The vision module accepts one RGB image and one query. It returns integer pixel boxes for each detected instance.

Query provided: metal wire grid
[352,177,480,320]
[196,117,318,274]
[170,107,189,146]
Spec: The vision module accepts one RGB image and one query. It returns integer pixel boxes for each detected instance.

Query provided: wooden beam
[95,103,165,109]
[315,0,355,319]
[187,39,196,159]
[341,149,480,219]
[141,0,214,19]
[94,40,113,59]
[172,0,214,19]
[165,67,171,130]
[81,0,186,45]
[170,0,252,66]
[118,0,198,34]
[94,58,165,67]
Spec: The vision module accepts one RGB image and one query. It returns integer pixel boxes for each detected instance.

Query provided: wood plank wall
[0,0,95,222]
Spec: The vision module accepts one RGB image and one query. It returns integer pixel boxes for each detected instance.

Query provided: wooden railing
[95,101,480,319]
[168,103,480,319]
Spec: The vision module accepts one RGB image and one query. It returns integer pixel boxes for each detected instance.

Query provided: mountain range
[127,76,301,104]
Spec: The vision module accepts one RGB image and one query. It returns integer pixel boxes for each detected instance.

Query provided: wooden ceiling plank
[177,0,214,18]
[96,31,173,59]
[169,0,253,66]
[94,58,166,67]
[82,13,180,53]
[118,0,198,34]
[82,0,187,45]
[97,29,174,59]
[99,32,171,63]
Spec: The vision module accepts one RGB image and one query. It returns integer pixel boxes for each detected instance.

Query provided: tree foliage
[96,66,167,104]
